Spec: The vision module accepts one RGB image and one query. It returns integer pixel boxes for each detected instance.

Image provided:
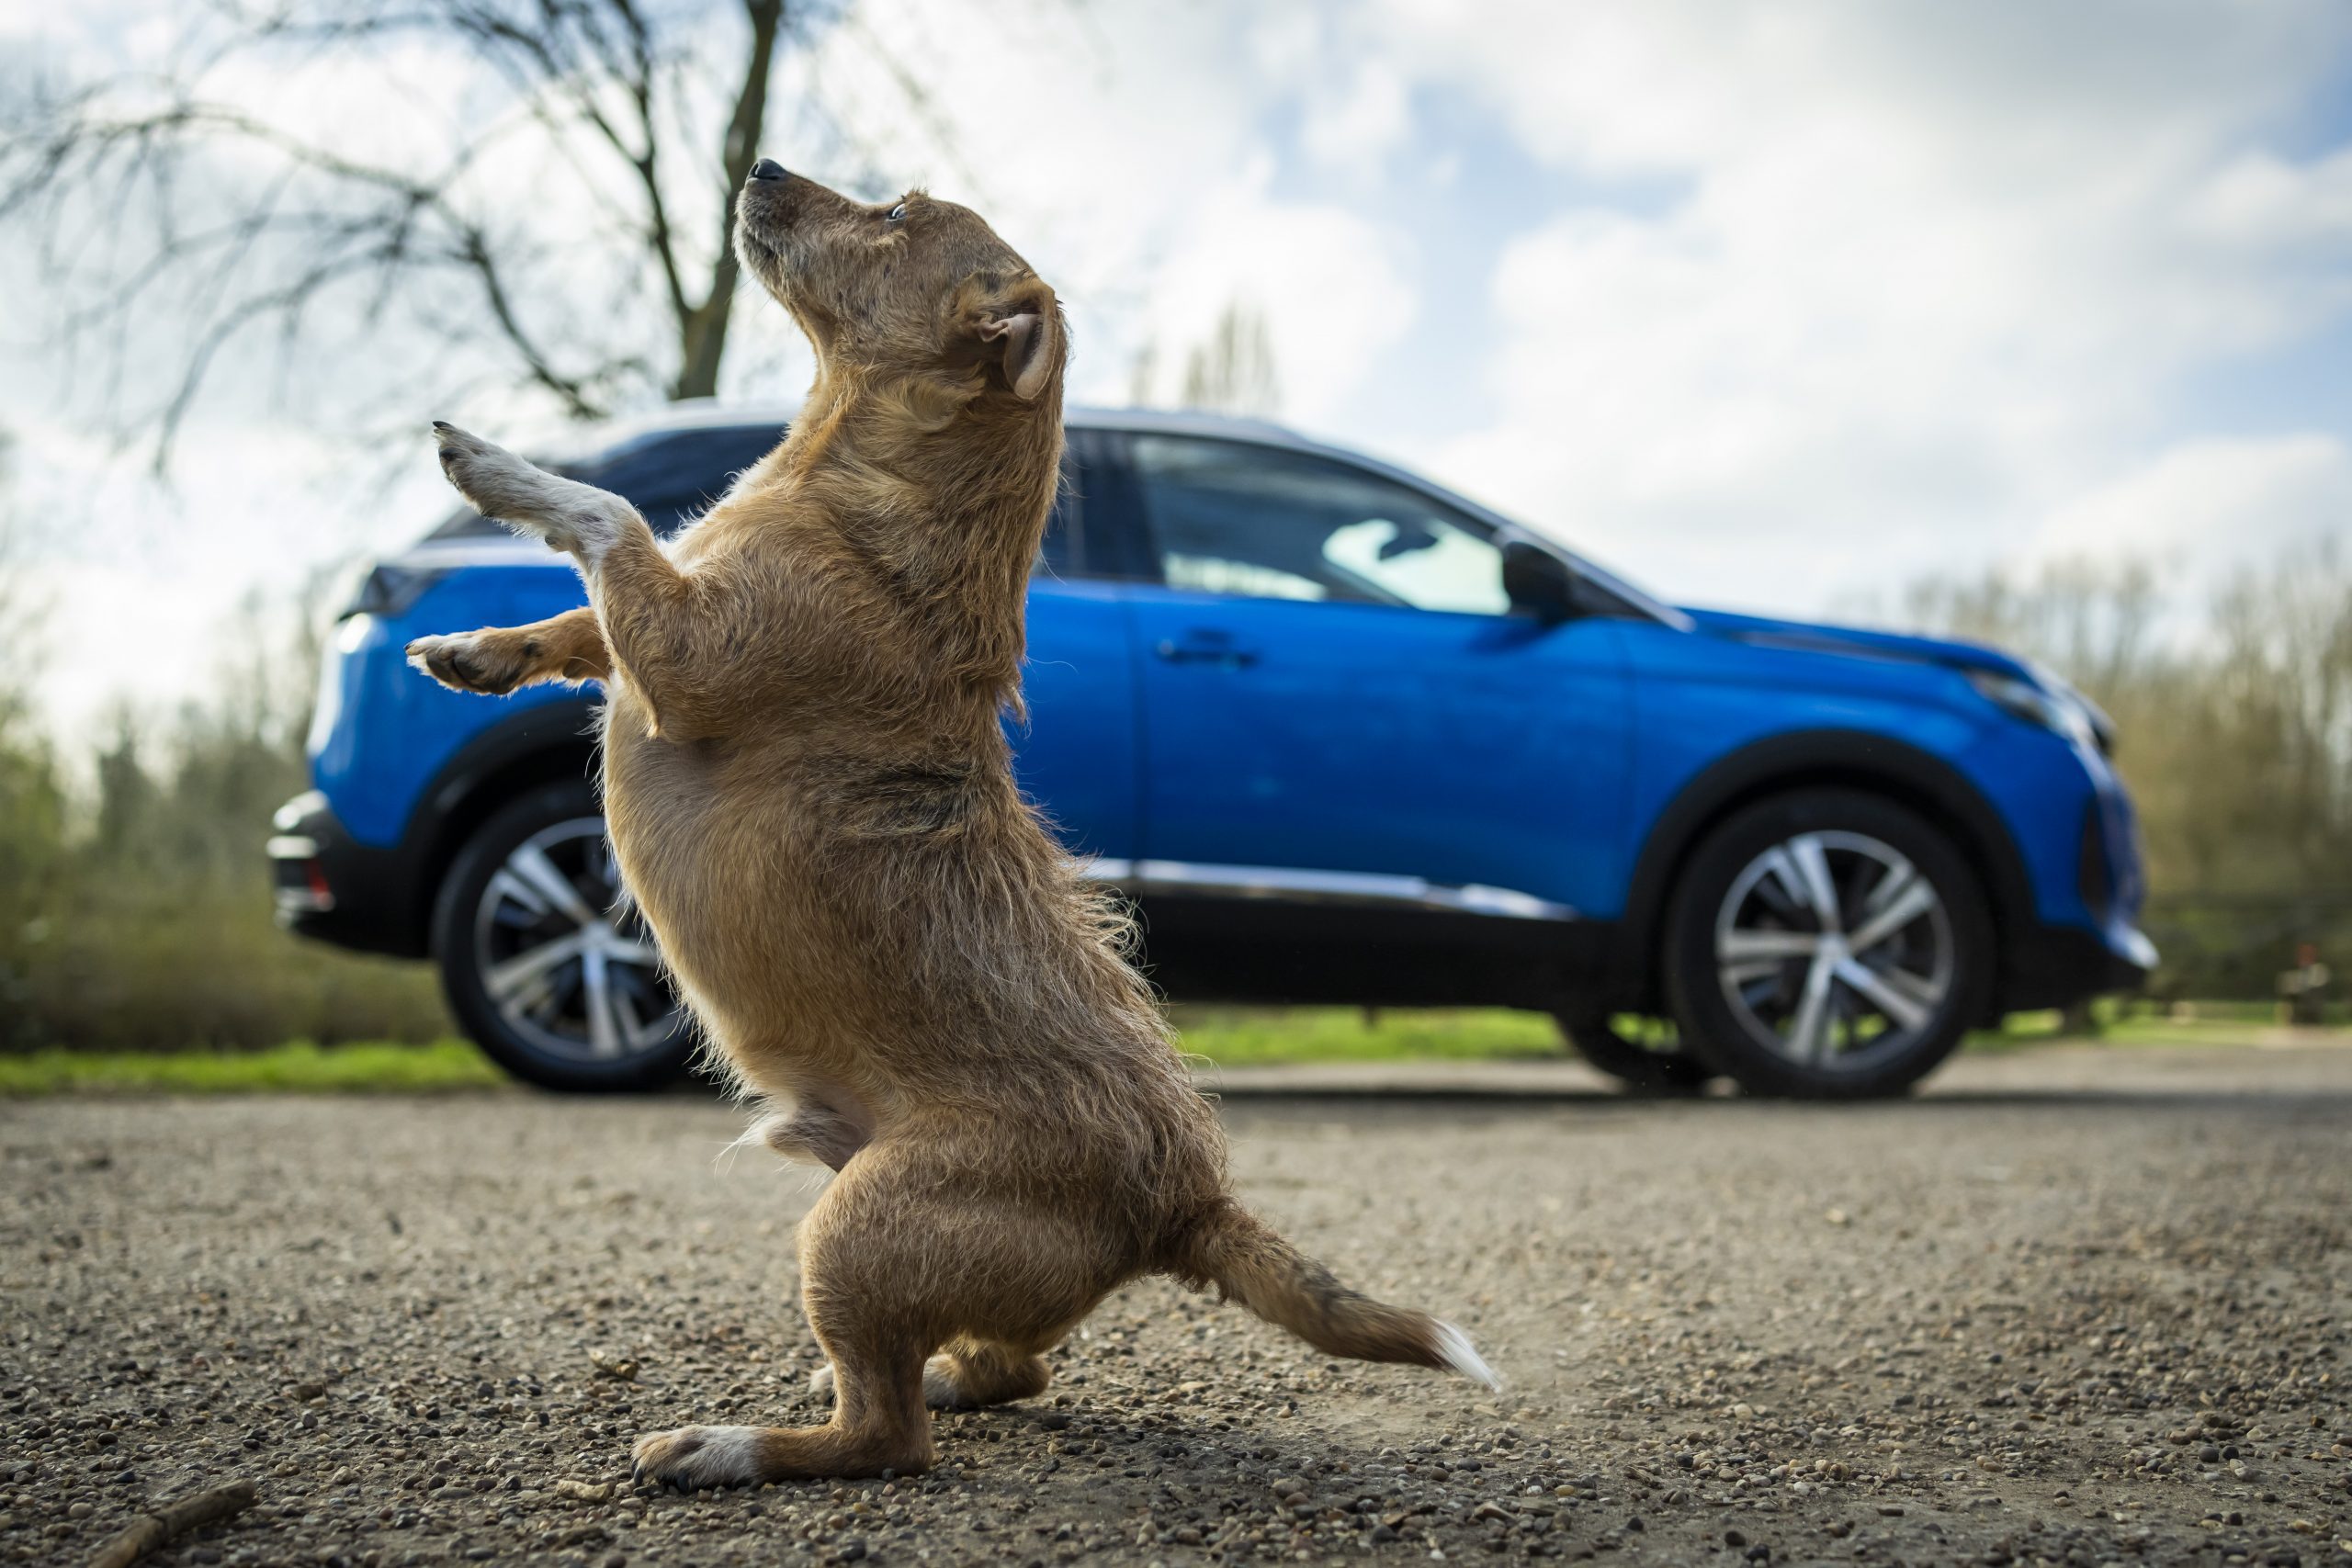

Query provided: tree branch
[0,0,961,466]
[674,0,781,400]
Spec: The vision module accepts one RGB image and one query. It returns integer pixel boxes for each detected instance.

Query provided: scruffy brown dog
[405,162,1496,1487]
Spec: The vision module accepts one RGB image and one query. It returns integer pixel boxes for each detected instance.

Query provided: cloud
[1114,171,1417,423]
[5,402,445,739]
[1364,1,2352,609]
[819,0,1420,423]
[6,0,2352,737]
[1297,60,1414,174]
[2030,434,2352,576]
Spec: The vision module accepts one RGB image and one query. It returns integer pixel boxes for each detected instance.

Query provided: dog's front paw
[406,631,525,695]
[631,1425,767,1490]
[430,421,577,550]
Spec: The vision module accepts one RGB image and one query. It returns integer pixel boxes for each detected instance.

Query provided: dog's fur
[406,166,1496,1486]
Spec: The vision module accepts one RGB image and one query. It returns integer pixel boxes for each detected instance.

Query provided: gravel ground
[4,1042,2348,1568]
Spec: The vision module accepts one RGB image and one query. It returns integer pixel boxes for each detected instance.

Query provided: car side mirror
[1501,540,1579,624]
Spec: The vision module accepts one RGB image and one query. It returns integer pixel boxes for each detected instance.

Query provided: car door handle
[1155,633,1259,670]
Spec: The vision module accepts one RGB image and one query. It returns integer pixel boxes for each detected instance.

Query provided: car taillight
[268,834,336,916]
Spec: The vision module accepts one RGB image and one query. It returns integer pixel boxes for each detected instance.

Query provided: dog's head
[735,163,1063,408]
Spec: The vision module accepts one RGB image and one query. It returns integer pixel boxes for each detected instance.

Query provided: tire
[1662,788,1993,1100]
[1556,1011,1715,1095]
[431,780,693,1092]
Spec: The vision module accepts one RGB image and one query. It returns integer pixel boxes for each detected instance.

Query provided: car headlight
[1966,669,2100,750]
[2029,662,2116,755]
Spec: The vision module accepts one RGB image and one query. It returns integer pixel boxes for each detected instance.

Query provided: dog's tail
[1175,1200,1499,1390]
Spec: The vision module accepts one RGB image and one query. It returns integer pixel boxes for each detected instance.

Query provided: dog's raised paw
[630,1425,768,1491]
[405,633,515,694]
[428,423,570,540]
[429,420,490,470]
[430,423,503,506]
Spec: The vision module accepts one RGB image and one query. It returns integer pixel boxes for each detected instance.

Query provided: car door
[1008,430,1141,861]
[1115,431,1635,926]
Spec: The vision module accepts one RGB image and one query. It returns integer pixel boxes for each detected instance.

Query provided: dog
[404,161,1497,1486]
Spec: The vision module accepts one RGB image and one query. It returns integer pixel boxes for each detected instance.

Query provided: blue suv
[273,404,2153,1097]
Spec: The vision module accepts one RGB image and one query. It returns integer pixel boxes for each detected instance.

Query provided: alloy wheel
[1713,829,1954,1073]
[469,817,681,1063]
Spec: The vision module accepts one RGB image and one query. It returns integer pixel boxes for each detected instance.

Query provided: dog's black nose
[749,158,786,183]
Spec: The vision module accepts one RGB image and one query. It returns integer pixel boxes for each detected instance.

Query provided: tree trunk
[673,0,784,401]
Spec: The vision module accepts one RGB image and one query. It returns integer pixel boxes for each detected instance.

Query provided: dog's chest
[594,718,839,1010]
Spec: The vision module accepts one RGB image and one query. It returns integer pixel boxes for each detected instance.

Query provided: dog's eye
[886,203,908,222]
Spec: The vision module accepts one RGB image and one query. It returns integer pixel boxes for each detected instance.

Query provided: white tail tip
[1432,1320,1501,1392]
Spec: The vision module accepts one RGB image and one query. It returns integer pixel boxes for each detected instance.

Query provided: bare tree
[1899,555,2165,699]
[1179,300,1281,417]
[1,0,956,465]
[1894,543,2352,897]
[0,433,71,1048]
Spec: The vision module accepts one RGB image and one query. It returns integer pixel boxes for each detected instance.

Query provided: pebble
[3,1074,2343,1566]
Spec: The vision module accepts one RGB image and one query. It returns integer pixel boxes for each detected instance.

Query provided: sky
[5,0,2352,739]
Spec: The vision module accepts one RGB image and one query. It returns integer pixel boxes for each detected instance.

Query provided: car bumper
[267,791,425,958]
[1997,919,2156,1012]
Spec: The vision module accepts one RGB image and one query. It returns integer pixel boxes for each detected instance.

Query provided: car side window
[582,425,786,537]
[1035,452,1080,579]
[1129,434,1511,614]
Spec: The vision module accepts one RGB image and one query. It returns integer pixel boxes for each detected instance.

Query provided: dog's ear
[959,277,1063,400]
[976,310,1056,400]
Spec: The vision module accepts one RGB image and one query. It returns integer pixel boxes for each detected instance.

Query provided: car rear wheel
[1555,1011,1715,1095]
[432,780,693,1092]
[1664,789,1992,1099]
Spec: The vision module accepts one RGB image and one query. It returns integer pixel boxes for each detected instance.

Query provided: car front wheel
[1663,789,1992,1099]
[431,780,693,1092]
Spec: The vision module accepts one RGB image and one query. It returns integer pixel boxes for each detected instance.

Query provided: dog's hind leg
[808,1337,1050,1411]
[631,1145,1108,1485]
[634,1328,933,1486]
[931,1338,1052,1407]
[631,1151,944,1485]
[406,607,610,695]
[632,1286,934,1483]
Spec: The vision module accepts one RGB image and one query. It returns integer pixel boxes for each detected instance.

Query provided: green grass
[3,1003,2339,1097]
[0,1010,1567,1095]
[1963,998,2345,1052]
[1170,1007,1566,1067]
[1173,1002,2341,1067]
[0,1039,505,1096]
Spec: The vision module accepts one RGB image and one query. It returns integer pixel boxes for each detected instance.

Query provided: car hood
[1677,607,2039,682]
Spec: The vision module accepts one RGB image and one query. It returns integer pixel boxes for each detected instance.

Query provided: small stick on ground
[86,1480,258,1568]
